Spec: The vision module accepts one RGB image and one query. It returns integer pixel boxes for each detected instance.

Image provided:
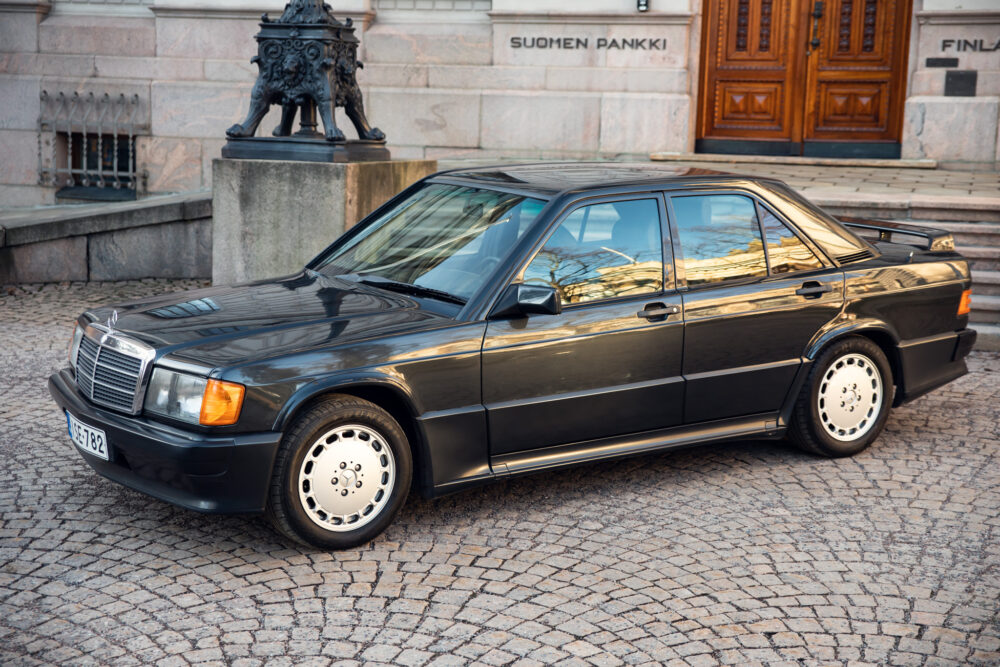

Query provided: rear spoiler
[838,217,955,252]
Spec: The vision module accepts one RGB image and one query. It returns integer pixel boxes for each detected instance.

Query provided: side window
[522,199,663,305]
[759,206,824,274]
[672,194,767,286]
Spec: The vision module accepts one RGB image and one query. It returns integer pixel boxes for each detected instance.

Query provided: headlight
[146,368,207,424]
[68,324,84,368]
[145,368,245,426]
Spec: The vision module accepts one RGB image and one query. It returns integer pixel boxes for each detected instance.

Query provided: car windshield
[315,183,547,302]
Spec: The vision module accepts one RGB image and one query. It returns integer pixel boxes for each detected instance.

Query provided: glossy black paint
[49,369,282,513]
[49,164,976,514]
[490,284,562,319]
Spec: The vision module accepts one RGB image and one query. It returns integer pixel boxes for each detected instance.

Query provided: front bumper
[49,368,283,514]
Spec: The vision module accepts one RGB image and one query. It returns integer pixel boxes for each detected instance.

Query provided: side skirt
[490,413,784,479]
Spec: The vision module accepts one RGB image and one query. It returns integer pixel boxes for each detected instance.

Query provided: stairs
[973,270,1000,297]
[906,221,1000,273]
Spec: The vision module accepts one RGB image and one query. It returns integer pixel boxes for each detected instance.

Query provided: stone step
[650,151,938,169]
[970,294,1000,324]
[823,197,1000,223]
[972,323,1000,352]
[958,246,1000,272]
[906,220,1000,249]
[972,270,1000,296]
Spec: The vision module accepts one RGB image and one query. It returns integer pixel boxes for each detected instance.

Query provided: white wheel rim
[817,352,883,442]
[297,424,396,532]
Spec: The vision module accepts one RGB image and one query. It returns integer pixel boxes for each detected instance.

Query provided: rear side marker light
[958,289,972,316]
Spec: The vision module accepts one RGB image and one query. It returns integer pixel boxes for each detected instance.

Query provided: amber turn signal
[958,289,972,316]
[199,379,246,426]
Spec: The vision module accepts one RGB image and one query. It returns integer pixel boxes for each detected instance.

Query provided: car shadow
[69,434,841,557]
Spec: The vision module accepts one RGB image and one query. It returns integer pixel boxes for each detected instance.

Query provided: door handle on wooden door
[807,0,825,55]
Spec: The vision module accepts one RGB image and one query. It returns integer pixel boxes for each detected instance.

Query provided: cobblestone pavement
[2,281,999,667]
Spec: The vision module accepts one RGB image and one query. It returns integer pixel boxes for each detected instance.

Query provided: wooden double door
[696,0,912,158]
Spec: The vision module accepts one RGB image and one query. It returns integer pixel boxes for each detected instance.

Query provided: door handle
[637,303,681,320]
[795,281,832,299]
[807,0,824,54]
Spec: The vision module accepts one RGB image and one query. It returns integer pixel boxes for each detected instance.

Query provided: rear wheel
[267,395,412,549]
[789,336,893,457]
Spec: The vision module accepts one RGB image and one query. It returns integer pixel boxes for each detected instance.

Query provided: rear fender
[779,318,903,425]
[804,317,901,362]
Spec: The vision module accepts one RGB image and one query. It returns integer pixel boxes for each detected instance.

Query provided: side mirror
[490,283,562,319]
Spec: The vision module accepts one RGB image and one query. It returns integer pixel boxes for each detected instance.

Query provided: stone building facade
[0,0,997,207]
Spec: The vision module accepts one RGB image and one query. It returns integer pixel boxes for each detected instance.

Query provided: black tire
[788,336,894,457]
[267,394,412,549]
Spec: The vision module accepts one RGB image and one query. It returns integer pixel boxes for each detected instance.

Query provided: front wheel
[789,336,894,457]
[267,395,412,549]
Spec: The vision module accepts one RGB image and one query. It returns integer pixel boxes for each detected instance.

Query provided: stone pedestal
[221,137,390,163]
[212,158,437,285]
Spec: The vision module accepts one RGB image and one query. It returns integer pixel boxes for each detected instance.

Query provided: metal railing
[38,91,146,193]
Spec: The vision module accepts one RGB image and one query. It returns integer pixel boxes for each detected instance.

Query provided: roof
[431,162,742,197]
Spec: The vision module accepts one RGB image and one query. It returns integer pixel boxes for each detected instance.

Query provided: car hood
[83,272,457,368]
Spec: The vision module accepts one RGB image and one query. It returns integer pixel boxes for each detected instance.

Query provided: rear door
[482,195,685,455]
[669,191,844,423]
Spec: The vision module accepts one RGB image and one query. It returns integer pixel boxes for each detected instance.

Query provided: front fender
[272,372,492,499]
[272,371,418,433]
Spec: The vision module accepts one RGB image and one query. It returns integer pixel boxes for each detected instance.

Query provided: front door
[482,196,685,456]
[696,0,912,158]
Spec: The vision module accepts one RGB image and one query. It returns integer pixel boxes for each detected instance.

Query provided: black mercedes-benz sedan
[49,164,977,548]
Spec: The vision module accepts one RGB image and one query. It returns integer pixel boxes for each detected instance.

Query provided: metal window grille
[58,0,153,7]
[54,0,153,8]
[57,0,152,4]
[38,91,147,199]
[375,1,492,10]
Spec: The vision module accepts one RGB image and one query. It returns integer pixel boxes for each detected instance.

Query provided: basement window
[38,91,147,202]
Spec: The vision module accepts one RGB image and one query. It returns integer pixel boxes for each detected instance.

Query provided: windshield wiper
[357,276,467,305]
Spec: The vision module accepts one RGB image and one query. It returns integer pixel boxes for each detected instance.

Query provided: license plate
[66,412,109,461]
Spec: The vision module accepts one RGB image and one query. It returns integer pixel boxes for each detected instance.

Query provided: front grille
[75,331,150,413]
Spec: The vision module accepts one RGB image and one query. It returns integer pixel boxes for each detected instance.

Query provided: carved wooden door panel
[697,0,911,157]
[802,0,911,155]
[697,0,804,153]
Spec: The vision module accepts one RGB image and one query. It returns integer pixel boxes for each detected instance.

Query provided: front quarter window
[315,184,546,302]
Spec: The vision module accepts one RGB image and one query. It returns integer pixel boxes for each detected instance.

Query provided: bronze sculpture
[223,0,388,162]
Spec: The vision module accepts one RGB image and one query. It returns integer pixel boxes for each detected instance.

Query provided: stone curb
[0,191,212,248]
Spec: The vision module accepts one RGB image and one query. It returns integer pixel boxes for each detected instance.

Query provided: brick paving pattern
[1,280,999,667]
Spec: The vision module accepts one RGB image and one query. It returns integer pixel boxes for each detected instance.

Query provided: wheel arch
[275,377,433,496]
[804,320,904,404]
